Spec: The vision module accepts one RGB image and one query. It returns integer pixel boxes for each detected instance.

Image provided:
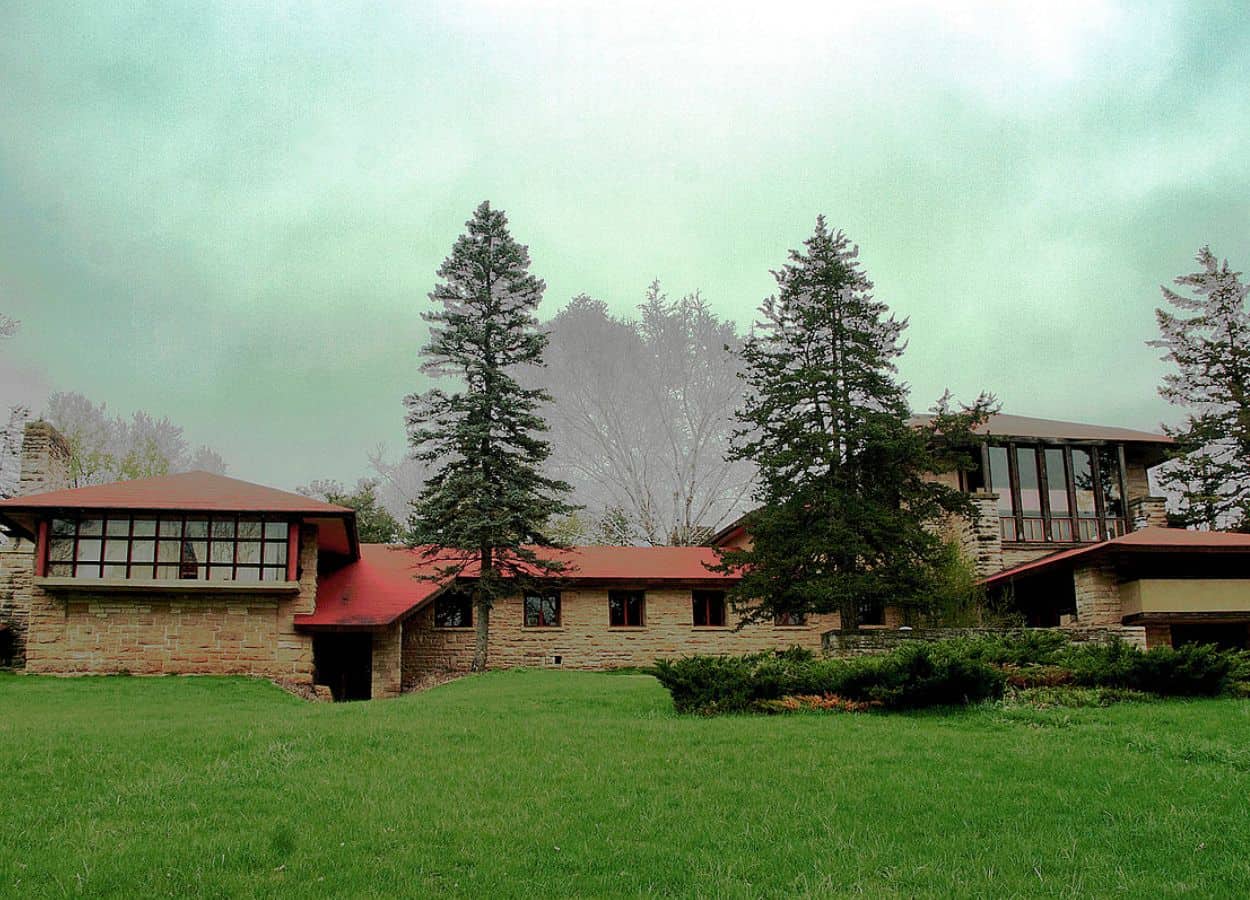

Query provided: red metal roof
[300,544,740,629]
[299,544,450,629]
[0,471,353,515]
[981,526,1250,588]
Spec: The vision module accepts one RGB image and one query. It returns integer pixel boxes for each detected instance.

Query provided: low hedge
[648,641,1005,714]
[650,635,1241,715]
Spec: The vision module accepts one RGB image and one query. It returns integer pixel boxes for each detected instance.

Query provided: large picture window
[45,513,291,582]
[984,443,1128,544]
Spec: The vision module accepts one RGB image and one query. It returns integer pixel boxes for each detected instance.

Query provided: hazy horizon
[2,1,1248,490]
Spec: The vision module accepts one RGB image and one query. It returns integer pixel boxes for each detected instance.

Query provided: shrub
[649,641,1005,715]
[1062,640,1234,697]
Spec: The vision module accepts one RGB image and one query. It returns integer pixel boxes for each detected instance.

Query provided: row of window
[968,443,1128,544]
[433,589,812,628]
[43,514,292,582]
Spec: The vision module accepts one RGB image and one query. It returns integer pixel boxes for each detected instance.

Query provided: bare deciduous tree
[538,283,754,545]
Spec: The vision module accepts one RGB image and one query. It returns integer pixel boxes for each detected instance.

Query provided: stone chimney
[0,422,71,667]
[18,421,73,496]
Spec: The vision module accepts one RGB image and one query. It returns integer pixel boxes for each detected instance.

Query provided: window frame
[773,610,808,627]
[43,512,293,583]
[691,590,727,627]
[608,589,645,627]
[523,591,562,628]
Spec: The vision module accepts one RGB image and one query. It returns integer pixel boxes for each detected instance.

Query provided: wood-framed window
[692,590,726,627]
[608,589,645,627]
[434,590,473,628]
[524,592,561,628]
[773,610,808,627]
[44,513,291,582]
[983,442,1129,544]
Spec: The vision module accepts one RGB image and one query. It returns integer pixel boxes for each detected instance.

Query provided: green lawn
[4,672,1250,897]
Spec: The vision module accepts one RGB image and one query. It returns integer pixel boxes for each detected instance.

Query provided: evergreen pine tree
[714,217,992,628]
[1149,246,1250,530]
[406,202,575,669]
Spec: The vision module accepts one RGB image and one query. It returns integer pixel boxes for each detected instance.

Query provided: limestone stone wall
[954,492,1004,578]
[371,622,403,699]
[401,587,837,685]
[1129,496,1168,529]
[22,526,318,682]
[1073,560,1122,626]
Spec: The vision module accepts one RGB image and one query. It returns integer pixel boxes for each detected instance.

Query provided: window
[608,590,645,627]
[524,592,561,627]
[1044,448,1072,541]
[774,610,808,626]
[1015,447,1044,541]
[1070,448,1099,541]
[987,445,1016,540]
[983,443,1128,544]
[44,513,290,582]
[434,591,473,628]
[692,590,726,627]
[857,600,885,626]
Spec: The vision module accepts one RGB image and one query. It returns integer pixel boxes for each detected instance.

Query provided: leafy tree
[1149,247,1250,530]
[405,201,575,670]
[45,392,227,486]
[297,478,401,543]
[713,217,993,629]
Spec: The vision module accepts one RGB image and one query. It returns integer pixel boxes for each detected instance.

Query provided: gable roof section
[300,544,739,629]
[0,471,352,514]
[981,526,1250,589]
[0,471,359,559]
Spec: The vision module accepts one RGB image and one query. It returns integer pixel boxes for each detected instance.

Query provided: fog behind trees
[370,282,753,546]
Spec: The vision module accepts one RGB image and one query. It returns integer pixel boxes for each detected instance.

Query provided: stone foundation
[1073,560,1122,626]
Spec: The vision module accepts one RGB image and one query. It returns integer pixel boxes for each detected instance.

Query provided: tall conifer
[406,202,574,669]
[715,217,992,628]
[1150,247,1250,530]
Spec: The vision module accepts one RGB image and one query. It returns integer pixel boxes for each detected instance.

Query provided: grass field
[4,671,1250,897]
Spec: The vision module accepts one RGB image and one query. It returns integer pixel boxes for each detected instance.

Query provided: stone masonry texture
[401,588,837,687]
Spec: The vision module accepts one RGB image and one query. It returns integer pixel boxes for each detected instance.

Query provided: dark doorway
[1170,623,1250,652]
[313,633,373,701]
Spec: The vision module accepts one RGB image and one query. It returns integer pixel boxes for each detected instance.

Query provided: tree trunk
[471,598,490,672]
[472,544,492,672]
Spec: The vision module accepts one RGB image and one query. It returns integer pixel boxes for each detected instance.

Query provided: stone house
[4,413,1250,699]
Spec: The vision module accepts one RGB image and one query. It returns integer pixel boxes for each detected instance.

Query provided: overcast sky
[1,1,1247,490]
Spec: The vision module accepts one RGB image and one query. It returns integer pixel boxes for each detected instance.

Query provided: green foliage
[405,202,575,667]
[649,640,1006,714]
[714,217,995,628]
[652,635,1242,715]
[1062,640,1235,697]
[1149,246,1250,529]
[298,478,401,543]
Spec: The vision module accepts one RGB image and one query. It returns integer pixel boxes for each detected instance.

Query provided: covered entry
[312,632,373,701]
